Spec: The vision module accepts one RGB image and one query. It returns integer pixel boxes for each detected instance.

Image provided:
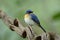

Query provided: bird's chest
[24,14,35,25]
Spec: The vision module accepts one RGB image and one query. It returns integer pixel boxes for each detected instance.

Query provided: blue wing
[30,14,46,32]
[30,13,40,25]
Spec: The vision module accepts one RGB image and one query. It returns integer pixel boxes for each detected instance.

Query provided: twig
[0,10,60,40]
[0,10,36,40]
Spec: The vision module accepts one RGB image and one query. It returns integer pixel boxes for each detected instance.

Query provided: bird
[24,10,46,33]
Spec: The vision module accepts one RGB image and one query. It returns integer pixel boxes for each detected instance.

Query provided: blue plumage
[26,10,33,13]
[30,13,40,25]
[24,10,46,33]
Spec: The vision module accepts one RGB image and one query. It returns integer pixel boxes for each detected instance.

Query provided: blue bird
[24,10,46,33]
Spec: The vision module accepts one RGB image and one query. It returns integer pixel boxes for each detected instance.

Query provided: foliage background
[0,0,60,40]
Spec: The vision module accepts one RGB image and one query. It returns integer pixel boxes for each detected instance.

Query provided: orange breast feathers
[24,14,30,18]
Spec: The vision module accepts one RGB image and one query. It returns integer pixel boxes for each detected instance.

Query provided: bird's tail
[39,24,46,33]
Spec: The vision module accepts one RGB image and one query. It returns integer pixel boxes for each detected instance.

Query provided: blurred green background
[0,0,60,40]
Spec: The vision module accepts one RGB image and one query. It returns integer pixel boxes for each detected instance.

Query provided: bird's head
[26,10,33,14]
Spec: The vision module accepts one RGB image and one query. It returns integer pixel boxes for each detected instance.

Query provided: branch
[0,10,60,40]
